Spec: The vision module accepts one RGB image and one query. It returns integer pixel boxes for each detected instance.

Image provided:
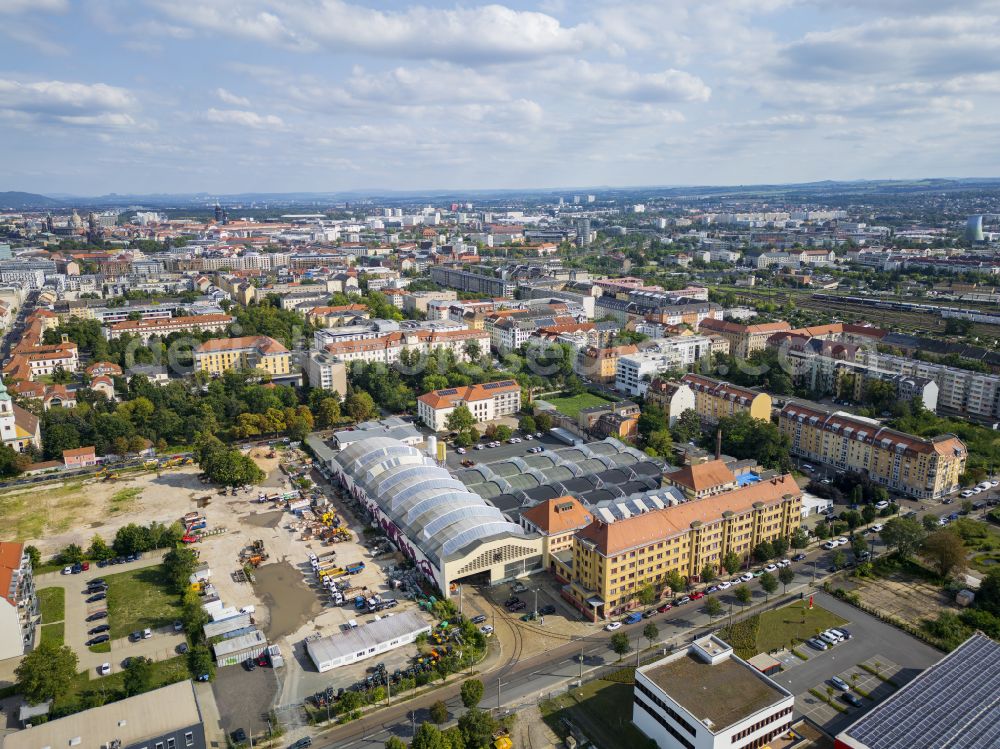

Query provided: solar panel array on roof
[482,380,515,390]
[843,633,1000,749]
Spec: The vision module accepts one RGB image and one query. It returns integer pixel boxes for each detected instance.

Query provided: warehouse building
[4,680,209,749]
[212,628,267,667]
[331,437,543,594]
[307,611,432,672]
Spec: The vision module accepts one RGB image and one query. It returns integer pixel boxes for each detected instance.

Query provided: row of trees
[55,520,185,565]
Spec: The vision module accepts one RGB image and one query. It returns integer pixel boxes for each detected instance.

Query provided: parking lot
[770,592,941,733]
[444,431,572,471]
[796,657,902,734]
[213,657,281,740]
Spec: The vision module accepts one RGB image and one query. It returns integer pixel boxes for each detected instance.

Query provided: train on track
[811,294,1000,326]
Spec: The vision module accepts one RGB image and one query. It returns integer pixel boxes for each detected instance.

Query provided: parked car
[88,624,110,635]
[739,572,753,582]
[470,615,487,625]
[97,662,111,676]
[141,627,151,639]
[86,635,110,646]
[690,591,705,600]
[623,613,642,625]
[61,566,73,575]
[177,643,189,654]
[833,627,853,640]
[764,564,777,572]
[777,559,791,568]
[508,601,526,612]
[675,596,691,605]
[129,630,143,642]
[792,553,807,562]
[642,609,657,619]
[232,729,247,744]
[87,593,106,603]
[540,604,556,615]
[173,620,184,632]
[243,659,256,671]
[456,447,466,455]
[605,621,622,631]
[829,676,850,691]
[288,738,313,749]
[706,585,719,594]
[86,611,108,622]
[479,625,494,635]
[841,692,863,708]
[718,581,732,590]
[806,637,828,651]
[657,603,672,613]
[820,630,842,645]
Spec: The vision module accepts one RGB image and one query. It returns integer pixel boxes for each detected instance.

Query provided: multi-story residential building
[0,378,41,452]
[403,290,457,315]
[318,328,490,367]
[614,337,714,397]
[193,336,291,377]
[663,459,739,499]
[0,541,38,660]
[417,380,522,431]
[634,636,794,749]
[778,402,966,499]
[576,344,638,383]
[520,496,595,574]
[429,265,516,298]
[563,475,801,619]
[305,351,349,395]
[3,340,79,382]
[103,313,233,343]
[489,312,581,353]
[680,373,773,425]
[644,378,696,425]
[304,304,370,328]
[698,318,791,358]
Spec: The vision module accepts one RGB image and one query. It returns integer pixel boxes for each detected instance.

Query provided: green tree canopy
[16,641,78,704]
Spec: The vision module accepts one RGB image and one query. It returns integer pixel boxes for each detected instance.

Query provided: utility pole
[533,589,538,620]
[579,645,584,681]
[411,710,416,739]
[497,677,504,712]
[459,584,463,617]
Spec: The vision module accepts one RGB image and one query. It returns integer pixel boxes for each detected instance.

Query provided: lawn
[37,586,65,623]
[108,487,143,514]
[0,480,89,541]
[543,392,616,420]
[540,679,651,749]
[40,622,64,647]
[53,656,189,717]
[755,602,847,654]
[105,565,182,639]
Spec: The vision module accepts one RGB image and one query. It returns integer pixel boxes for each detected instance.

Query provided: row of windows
[634,696,695,749]
[735,722,793,749]
[138,732,195,749]
[635,681,697,737]
[731,706,793,743]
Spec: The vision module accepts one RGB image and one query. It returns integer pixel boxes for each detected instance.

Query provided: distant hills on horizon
[5,177,1000,211]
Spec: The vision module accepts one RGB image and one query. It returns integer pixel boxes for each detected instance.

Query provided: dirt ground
[0,466,216,553]
[849,571,957,628]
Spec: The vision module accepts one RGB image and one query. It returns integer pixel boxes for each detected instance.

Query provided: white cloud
[0,0,68,13]
[150,0,598,63]
[205,108,284,129]
[572,62,710,103]
[216,88,250,107]
[0,78,136,126]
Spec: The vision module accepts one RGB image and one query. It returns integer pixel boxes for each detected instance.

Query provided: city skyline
[2,1,1000,195]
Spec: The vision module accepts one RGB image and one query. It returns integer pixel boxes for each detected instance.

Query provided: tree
[87,535,113,561]
[345,390,378,422]
[636,584,656,606]
[881,517,926,559]
[182,588,210,635]
[24,545,40,568]
[518,415,537,434]
[759,572,778,601]
[0,444,25,478]
[534,411,553,431]
[921,530,968,578]
[314,396,342,428]
[493,425,512,441]
[715,412,791,472]
[164,546,199,594]
[790,527,808,550]
[643,621,659,646]
[57,543,84,565]
[753,541,774,563]
[778,566,795,593]
[15,641,78,704]
[701,564,717,583]
[735,585,752,610]
[188,644,214,680]
[385,738,408,749]
[446,405,476,433]
[843,511,862,531]
[610,631,631,660]
[113,523,152,556]
[704,596,723,619]
[862,505,877,524]
[923,514,941,532]
[772,536,790,557]
[123,655,153,696]
[457,708,497,749]
[412,722,448,749]
[977,568,1000,616]
[832,550,847,570]
[429,700,449,724]
[665,569,687,593]
[723,551,742,575]
[851,535,868,559]
[671,409,702,444]
[460,678,484,709]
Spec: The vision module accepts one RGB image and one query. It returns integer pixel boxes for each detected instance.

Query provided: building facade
[417,380,522,431]
[778,402,967,499]
[193,336,291,377]
[634,636,794,749]
[698,319,791,358]
[104,313,233,343]
[565,476,801,619]
[680,374,773,425]
[0,541,37,661]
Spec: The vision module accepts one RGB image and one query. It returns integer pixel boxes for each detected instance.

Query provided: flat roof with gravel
[644,652,788,729]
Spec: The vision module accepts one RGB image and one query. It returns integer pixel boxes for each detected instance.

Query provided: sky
[2,0,1000,196]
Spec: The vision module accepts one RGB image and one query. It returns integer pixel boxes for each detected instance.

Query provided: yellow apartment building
[193,335,291,377]
[681,374,773,425]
